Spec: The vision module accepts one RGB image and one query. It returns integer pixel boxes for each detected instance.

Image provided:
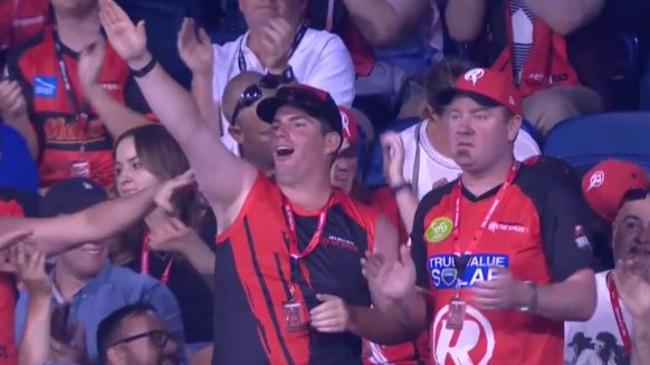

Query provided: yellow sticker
[425,217,453,243]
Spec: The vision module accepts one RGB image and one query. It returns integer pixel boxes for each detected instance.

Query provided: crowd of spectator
[1,0,650,365]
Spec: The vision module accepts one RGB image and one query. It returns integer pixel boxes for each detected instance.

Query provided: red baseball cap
[437,67,522,115]
[582,159,650,222]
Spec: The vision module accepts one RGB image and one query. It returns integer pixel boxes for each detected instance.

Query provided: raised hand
[154,170,196,214]
[78,39,107,93]
[310,294,353,333]
[145,208,198,253]
[99,0,149,66]
[0,80,28,121]
[13,243,50,296]
[380,132,406,187]
[177,18,214,77]
[257,18,295,74]
[362,245,416,302]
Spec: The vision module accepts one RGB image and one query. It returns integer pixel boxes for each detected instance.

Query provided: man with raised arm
[98,1,428,364]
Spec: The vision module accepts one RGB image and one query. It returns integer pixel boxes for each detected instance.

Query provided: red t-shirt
[0,200,25,365]
[0,0,49,55]
[411,158,593,365]
[6,25,149,188]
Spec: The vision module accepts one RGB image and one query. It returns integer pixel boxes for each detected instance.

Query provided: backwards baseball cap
[256,84,342,136]
[582,159,650,222]
[437,67,522,115]
[41,178,108,217]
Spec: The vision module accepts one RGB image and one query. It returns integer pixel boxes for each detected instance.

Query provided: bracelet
[519,281,538,313]
[390,182,412,194]
[130,57,157,78]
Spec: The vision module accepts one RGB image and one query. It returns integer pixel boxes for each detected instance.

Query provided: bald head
[222,72,265,124]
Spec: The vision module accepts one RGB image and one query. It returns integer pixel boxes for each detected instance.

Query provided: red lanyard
[141,235,173,285]
[282,194,333,260]
[607,272,633,353]
[451,162,520,254]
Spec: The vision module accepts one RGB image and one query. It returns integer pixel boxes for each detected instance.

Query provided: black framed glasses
[109,330,174,349]
[231,84,264,123]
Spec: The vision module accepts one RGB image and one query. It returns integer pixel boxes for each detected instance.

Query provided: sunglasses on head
[109,330,175,350]
[231,84,264,123]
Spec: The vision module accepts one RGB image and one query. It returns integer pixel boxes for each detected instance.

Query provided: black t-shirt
[125,211,216,343]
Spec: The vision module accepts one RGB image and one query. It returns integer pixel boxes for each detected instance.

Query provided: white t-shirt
[399,119,541,200]
[212,27,356,154]
[565,271,633,365]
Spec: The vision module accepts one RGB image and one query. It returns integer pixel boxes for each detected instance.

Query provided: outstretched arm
[0,171,194,255]
[99,0,257,223]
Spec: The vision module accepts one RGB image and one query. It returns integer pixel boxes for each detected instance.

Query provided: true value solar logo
[428,254,509,289]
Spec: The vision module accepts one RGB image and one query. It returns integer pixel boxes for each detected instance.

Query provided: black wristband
[260,66,295,89]
[130,57,157,78]
[390,182,412,194]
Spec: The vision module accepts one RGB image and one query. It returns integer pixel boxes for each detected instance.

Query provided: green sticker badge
[425,217,453,243]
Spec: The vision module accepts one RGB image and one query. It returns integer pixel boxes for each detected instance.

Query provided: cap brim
[256,96,287,124]
[256,97,343,137]
[436,88,502,111]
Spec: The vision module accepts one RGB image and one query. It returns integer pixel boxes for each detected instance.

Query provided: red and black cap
[256,84,343,136]
[436,67,522,115]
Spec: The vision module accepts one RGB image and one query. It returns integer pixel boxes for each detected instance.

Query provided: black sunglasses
[109,330,174,349]
[231,84,264,123]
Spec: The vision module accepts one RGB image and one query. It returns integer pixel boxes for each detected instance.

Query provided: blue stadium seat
[543,112,650,174]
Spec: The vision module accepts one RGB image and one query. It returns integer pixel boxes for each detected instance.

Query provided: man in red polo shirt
[364,68,597,365]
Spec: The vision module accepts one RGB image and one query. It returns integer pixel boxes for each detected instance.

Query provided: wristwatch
[260,66,295,88]
[518,281,538,313]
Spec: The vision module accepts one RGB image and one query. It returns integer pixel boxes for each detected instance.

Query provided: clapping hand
[0,80,28,121]
[362,245,417,302]
[177,18,214,77]
[380,132,407,188]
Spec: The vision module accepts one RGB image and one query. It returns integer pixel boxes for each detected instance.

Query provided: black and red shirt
[0,0,49,68]
[214,174,378,365]
[6,26,148,188]
[411,157,594,365]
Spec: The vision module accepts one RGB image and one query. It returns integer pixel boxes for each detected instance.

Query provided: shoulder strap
[411,121,424,198]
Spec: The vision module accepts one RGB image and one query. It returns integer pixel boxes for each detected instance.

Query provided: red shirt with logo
[6,25,149,188]
[411,157,594,365]
[0,199,26,365]
[0,0,49,63]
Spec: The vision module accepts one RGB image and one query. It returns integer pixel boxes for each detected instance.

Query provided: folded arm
[524,0,605,35]
[342,0,429,47]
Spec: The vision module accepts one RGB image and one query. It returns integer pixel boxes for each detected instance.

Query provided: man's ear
[506,114,523,143]
[324,132,342,155]
[228,125,244,144]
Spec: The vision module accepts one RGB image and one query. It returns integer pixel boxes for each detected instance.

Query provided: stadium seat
[543,112,650,174]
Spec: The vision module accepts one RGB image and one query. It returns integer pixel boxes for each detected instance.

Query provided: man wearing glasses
[97,303,180,365]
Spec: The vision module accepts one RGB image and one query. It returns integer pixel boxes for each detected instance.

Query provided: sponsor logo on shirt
[426,217,453,243]
[13,15,45,27]
[428,254,509,289]
[432,304,495,365]
[487,221,528,234]
[33,76,57,98]
[322,235,358,253]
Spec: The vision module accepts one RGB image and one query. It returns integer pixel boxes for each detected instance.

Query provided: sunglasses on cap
[231,84,264,124]
[109,330,176,349]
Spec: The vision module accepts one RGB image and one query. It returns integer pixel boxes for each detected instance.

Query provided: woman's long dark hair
[112,124,208,264]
